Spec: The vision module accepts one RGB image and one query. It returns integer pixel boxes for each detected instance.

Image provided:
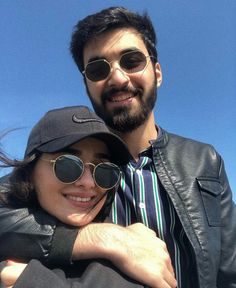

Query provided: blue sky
[0,0,235,199]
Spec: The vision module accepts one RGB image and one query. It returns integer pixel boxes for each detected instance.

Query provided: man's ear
[155,62,162,88]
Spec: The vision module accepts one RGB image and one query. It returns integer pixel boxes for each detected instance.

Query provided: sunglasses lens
[120,51,147,73]
[85,60,110,82]
[95,163,120,189]
[54,155,83,183]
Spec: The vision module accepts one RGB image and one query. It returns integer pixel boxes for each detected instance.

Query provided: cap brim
[36,132,131,165]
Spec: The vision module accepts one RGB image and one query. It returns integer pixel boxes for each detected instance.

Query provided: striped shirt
[109,135,196,287]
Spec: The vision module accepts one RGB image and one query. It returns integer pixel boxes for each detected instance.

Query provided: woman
[0,105,144,288]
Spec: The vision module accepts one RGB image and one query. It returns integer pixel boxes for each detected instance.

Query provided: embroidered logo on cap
[72,114,104,124]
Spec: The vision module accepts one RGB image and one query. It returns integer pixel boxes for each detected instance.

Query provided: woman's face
[32,137,111,226]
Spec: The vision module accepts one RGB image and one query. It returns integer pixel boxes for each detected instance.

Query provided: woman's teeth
[67,195,93,202]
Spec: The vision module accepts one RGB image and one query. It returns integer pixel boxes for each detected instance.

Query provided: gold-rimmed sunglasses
[42,154,121,190]
[83,50,153,82]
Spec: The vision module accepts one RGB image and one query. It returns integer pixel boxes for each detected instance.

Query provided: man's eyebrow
[87,47,139,63]
[121,47,139,54]
[88,55,103,63]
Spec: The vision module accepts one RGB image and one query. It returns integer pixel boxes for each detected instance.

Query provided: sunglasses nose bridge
[107,60,130,83]
[84,162,96,173]
[73,163,96,187]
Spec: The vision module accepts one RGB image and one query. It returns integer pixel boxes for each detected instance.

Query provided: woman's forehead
[67,138,110,158]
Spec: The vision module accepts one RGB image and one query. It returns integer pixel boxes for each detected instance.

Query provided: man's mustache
[101,86,143,103]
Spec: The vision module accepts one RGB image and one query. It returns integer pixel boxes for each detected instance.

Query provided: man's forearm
[72,222,177,288]
[72,223,124,261]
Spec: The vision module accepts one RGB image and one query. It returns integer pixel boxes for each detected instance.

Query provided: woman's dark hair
[0,150,40,208]
[70,6,158,73]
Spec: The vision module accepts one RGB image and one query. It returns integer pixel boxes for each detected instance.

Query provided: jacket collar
[149,127,169,148]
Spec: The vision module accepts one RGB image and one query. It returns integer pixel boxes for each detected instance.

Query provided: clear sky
[0,1,235,199]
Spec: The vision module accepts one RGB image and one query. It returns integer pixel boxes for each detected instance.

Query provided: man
[0,7,235,288]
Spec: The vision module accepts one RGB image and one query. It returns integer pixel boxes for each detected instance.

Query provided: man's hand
[73,223,177,288]
[0,260,27,288]
[121,224,176,288]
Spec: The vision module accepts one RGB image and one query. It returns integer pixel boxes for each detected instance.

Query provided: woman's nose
[73,166,95,189]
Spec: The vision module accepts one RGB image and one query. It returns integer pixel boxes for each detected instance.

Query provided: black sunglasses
[42,154,121,190]
[83,50,153,82]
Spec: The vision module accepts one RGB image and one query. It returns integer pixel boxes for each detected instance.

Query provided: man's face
[83,28,162,133]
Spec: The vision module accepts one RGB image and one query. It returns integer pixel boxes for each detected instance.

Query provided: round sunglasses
[42,154,121,190]
[83,50,153,82]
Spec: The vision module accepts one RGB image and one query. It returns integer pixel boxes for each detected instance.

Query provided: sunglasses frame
[41,154,121,190]
[82,50,154,82]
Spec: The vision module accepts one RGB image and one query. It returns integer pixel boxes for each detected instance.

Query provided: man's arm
[0,183,176,287]
[72,223,177,288]
[1,259,144,288]
[0,205,78,264]
[0,205,177,287]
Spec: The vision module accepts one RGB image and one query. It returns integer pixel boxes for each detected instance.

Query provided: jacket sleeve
[13,260,71,288]
[13,259,144,288]
[217,159,236,287]
[0,205,78,264]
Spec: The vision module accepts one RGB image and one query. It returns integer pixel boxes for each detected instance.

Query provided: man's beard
[87,82,157,133]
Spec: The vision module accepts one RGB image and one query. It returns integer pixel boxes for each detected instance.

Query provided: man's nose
[107,63,130,87]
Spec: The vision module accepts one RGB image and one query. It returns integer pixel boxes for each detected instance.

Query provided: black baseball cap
[25,106,131,165]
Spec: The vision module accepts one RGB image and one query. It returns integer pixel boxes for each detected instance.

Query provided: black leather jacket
[0,130,236,287]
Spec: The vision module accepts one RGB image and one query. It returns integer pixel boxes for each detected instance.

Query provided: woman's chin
[65,213,96,227]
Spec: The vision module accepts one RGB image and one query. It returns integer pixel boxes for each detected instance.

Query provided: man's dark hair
[70,6,158,73]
